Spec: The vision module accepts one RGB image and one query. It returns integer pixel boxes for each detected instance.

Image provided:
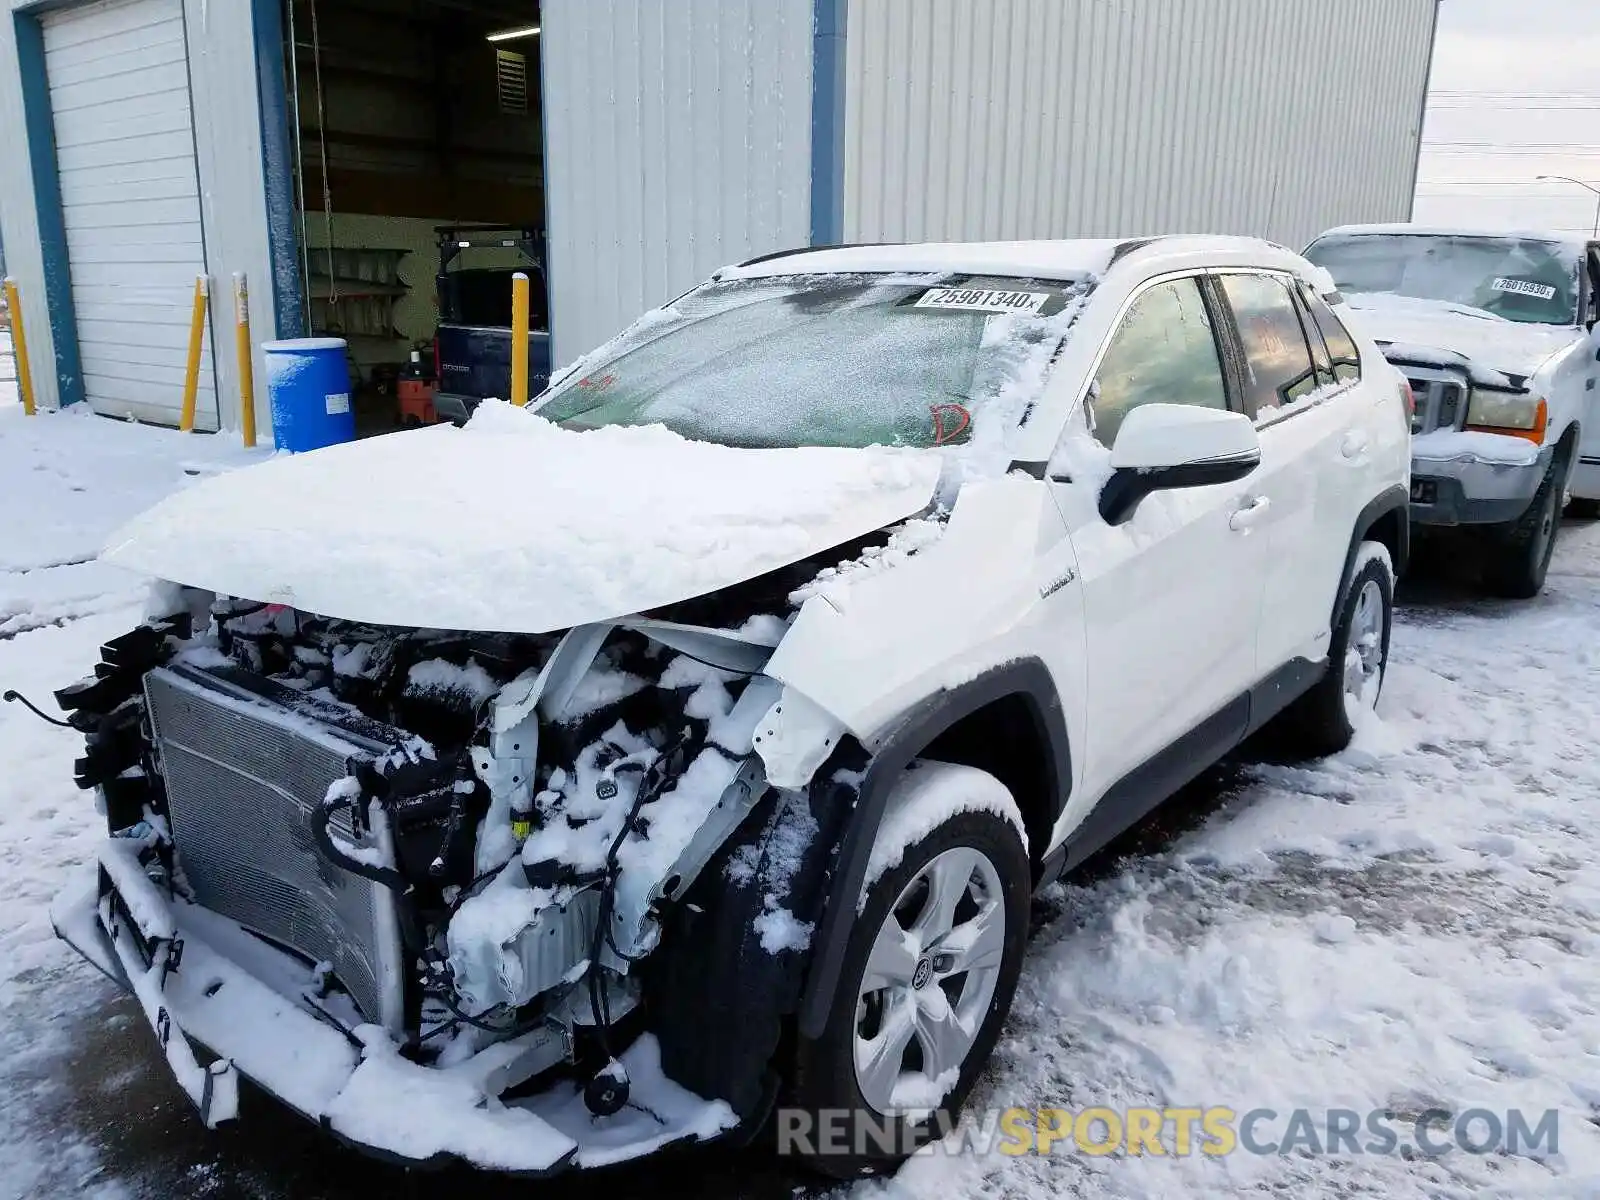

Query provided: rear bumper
[51,847,736,1173]
[1409,445,1549,527]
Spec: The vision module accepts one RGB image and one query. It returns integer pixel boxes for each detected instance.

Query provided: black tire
[786,763,1029,1180]
[1483,454,1565,599]
[1277,542,1394,759]
[1567,495,1600,520]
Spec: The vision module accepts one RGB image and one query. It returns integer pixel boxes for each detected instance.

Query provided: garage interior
[284,0,545,433]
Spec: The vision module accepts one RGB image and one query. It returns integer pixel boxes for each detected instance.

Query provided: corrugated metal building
[0,0,1438,436]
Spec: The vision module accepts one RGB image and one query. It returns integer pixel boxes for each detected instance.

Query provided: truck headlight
[1465,392,1547,443]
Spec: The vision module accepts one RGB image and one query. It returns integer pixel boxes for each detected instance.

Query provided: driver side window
[1089,277,1228,448]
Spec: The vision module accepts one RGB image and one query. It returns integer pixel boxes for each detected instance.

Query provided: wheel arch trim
[796,657,1070,1039]
[1334,485,1410,628]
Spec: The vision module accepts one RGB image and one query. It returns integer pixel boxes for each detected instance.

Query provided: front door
[1051,274,1270,806]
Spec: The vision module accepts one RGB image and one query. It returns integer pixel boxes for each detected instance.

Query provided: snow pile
[405,658,498,707]
[861,761,1028,908]
[1411,429,1542,467]
[790,517,947,607]
[657,653,737,722]
[752,899,813,954]
[323,1028,576,1172]
[727,790,821,956]
[551,654,648,721]
[936,289,1094,504]
[100,403,943,634]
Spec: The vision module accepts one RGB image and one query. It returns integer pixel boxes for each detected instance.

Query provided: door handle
[1229,495,1270,532]
[1341,430,1369,459]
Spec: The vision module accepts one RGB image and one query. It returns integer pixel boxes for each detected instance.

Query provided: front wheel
[1484,455,1564,598]
[786,762,1029,1179]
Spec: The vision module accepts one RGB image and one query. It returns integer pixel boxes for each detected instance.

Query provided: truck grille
[1406,375,1467,435]
[143,665,405,1030]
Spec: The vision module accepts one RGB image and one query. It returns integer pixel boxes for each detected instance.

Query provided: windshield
[533,272,1093,450]
[1303,233,1582,325]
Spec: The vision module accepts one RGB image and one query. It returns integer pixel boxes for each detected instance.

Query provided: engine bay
[44,509,945,1127]
[55,585,805,1095]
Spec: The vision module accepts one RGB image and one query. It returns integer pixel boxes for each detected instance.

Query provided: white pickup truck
[1304,224,1600,597]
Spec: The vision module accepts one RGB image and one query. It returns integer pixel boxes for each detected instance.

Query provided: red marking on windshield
[931,403,971,445]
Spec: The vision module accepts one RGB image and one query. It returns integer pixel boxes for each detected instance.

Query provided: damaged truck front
[49,580,868,1172]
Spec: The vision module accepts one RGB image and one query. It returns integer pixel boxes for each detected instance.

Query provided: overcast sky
[1413,0,1600,234]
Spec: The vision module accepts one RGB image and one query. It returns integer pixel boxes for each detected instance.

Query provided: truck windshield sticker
[913,287,1052,314]
[1491,277,1557,301]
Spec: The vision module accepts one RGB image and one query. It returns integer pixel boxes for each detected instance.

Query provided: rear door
[1211,271,1353,674]
[1054,273,1270,801]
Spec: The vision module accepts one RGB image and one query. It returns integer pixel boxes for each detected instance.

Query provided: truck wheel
[787,762,1029,1179]
[1278,542,1394,759]
[1484,455,1564,599]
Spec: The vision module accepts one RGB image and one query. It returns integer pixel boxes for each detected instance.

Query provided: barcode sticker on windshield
[1491,277,1557,301]
[914,287,1051,314]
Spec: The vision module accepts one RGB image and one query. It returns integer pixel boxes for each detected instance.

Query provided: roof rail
[734,241,904,268]
[1107,237,1160,264]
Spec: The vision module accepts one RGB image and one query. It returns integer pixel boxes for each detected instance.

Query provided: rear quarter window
[1300,287,1362,383]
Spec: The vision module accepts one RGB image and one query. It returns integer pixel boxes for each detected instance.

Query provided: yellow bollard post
[232,273,257,447]
[510,270,530,406]
[179,275,209,432]
[3,277,38,416]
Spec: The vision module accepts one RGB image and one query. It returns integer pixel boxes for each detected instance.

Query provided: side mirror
[1098,403,1261,525]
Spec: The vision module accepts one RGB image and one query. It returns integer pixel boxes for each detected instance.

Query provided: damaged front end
[46,565,881,1172]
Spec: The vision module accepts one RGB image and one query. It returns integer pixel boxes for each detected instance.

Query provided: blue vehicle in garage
[432,225,552,423]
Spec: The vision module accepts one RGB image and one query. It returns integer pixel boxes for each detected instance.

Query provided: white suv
[52,236,1409,1178]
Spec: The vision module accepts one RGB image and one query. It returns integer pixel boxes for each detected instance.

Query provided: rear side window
[1299,287,1362,382]
[1217,273,1318,418]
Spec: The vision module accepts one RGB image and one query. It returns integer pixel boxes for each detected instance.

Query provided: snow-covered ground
[1,404,1597,1198]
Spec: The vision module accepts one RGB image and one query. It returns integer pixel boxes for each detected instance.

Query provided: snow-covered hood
[102,401,942,633]
[1342,293,1578,386]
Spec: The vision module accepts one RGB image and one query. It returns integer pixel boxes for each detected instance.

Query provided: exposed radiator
[143,664,406,1031]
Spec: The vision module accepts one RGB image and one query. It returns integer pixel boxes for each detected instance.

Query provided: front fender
[762,474,1067,743]
[794,657,1070,1040]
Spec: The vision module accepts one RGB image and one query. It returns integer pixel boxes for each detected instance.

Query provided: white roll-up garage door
[43,0,217,429]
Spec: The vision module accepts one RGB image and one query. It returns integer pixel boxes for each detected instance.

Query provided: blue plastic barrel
[261,337,355,452]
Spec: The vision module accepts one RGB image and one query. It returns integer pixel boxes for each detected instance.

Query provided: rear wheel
[787,762,1029,1180]
[1484,455,1565,598]
[1277,542,1394,758]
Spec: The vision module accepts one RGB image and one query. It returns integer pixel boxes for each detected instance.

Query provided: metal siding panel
[843,0,1433,249]
[542,0,814,365]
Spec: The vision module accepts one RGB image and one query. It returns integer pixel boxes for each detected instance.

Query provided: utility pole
[1537,175,1600,238]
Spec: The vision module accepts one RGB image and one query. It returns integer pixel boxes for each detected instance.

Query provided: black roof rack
[734,241,903,268]
[1108,237,1160,264]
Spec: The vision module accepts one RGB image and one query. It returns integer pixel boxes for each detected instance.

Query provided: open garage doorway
[283,0,547,435]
